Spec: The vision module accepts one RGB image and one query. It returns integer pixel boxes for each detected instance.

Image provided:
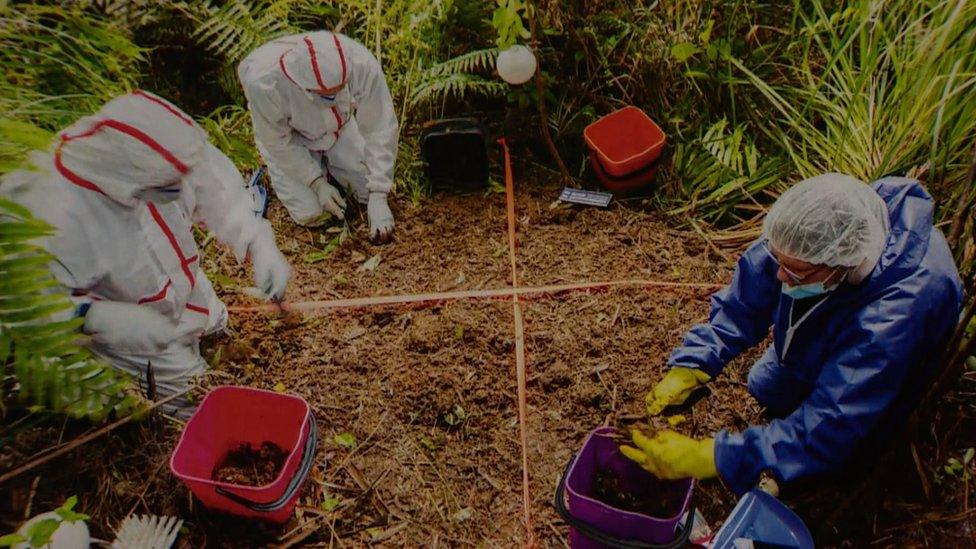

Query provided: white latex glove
[367,192,395,243]
[310,176,346,220]
[83,301,177,353]
[249,227,291,301]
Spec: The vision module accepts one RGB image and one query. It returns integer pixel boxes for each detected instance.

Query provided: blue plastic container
[711,489,814,549]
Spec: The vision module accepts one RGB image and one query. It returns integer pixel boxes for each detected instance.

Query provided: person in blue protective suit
[621,173,964,495]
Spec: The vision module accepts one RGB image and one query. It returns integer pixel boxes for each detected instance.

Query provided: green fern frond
[424,48,499,78]
[410,73,506,107]
[0,5,142,176]
[185,0,314,65]
[0,197,135,420]
[670,119,790,224]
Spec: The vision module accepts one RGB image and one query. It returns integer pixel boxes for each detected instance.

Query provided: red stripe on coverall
[55,119,190,194]
[303,37,330,91]
[63,120,189,174]
[332,33,347,85]
[53,142,106,195]
[281,34,346,91]
[147,202,196,289]
[279,52,301,87]
[132,90,195,127]
[185,303,209,315]
[138,279,173,304]
[330,106,345,137]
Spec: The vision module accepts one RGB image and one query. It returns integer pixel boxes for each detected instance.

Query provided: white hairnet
[56,91,208,206]
[280,31,348,92]
[763,173,890,268]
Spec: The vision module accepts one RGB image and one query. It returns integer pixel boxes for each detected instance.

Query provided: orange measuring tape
[499,137,535,546]
[226,279,721,315]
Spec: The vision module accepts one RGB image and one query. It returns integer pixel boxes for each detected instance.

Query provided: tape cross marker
[226,144,722,546]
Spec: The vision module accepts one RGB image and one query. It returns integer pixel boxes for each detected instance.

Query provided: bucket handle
[553,452,695,549]
[214,413,318,513]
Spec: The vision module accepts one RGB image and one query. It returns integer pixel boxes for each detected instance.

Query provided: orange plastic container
[584,106,667,178]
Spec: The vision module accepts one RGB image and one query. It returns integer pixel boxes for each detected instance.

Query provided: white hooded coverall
[0,91,284,416]
[238,31,398,227]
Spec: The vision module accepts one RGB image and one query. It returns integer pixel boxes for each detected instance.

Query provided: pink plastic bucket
[169,386,317,523]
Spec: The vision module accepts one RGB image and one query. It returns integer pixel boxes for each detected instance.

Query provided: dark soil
[590,468,686,519]
[212,442,289,487]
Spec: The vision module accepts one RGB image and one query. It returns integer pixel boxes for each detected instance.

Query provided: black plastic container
[421,118,489,192]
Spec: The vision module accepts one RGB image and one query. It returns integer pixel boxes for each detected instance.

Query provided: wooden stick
[0,390,188,484]
[528,2,571,182]
[910,442,932,503]
[947,140,976,251]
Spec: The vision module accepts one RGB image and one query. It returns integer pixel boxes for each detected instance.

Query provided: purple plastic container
[555,427,695,548]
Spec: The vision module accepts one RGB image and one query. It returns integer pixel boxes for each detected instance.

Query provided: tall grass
[0,4,143,173]
[732,0,976,221]
[659,0,976,266]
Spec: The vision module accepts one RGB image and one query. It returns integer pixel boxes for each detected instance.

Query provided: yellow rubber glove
[619,429,717,480]
[645,367,711,416]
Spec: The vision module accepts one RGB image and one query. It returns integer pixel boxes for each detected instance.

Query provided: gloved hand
[645,367,711,416]
[249,228,291,301]
[83,301,177,353]
[620,429,717,480]
[367,192,394,243]
[310,176,346,220]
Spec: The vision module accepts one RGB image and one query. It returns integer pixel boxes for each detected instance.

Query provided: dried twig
[947,140,976,251]
[528,4,571,182]
[882,507,976,532]
[23,476,40,520]
[0,390,188,484]
[910,443,932,503]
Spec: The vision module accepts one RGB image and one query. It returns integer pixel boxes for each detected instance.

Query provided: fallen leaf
[452,507,474,523]
[350,251,367,263]
[273,382,287,393]
[343,326,367,340]
[334,432,357,449]
[357,254,382,272]
[368,523,408,542]
[320,495,341,512]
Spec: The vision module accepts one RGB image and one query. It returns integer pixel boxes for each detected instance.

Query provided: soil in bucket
[211,441,289,486]
[591,468,686,518]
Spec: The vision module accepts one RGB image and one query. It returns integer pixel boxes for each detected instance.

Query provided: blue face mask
[781,267,847,299]
[782,281,832,300]
[311,91,337,102]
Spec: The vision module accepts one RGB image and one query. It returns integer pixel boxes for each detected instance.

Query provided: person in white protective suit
[238,30,398,243]
[0,91,291,417]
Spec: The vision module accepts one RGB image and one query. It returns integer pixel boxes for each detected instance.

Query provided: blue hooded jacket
[667,177,964,495]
